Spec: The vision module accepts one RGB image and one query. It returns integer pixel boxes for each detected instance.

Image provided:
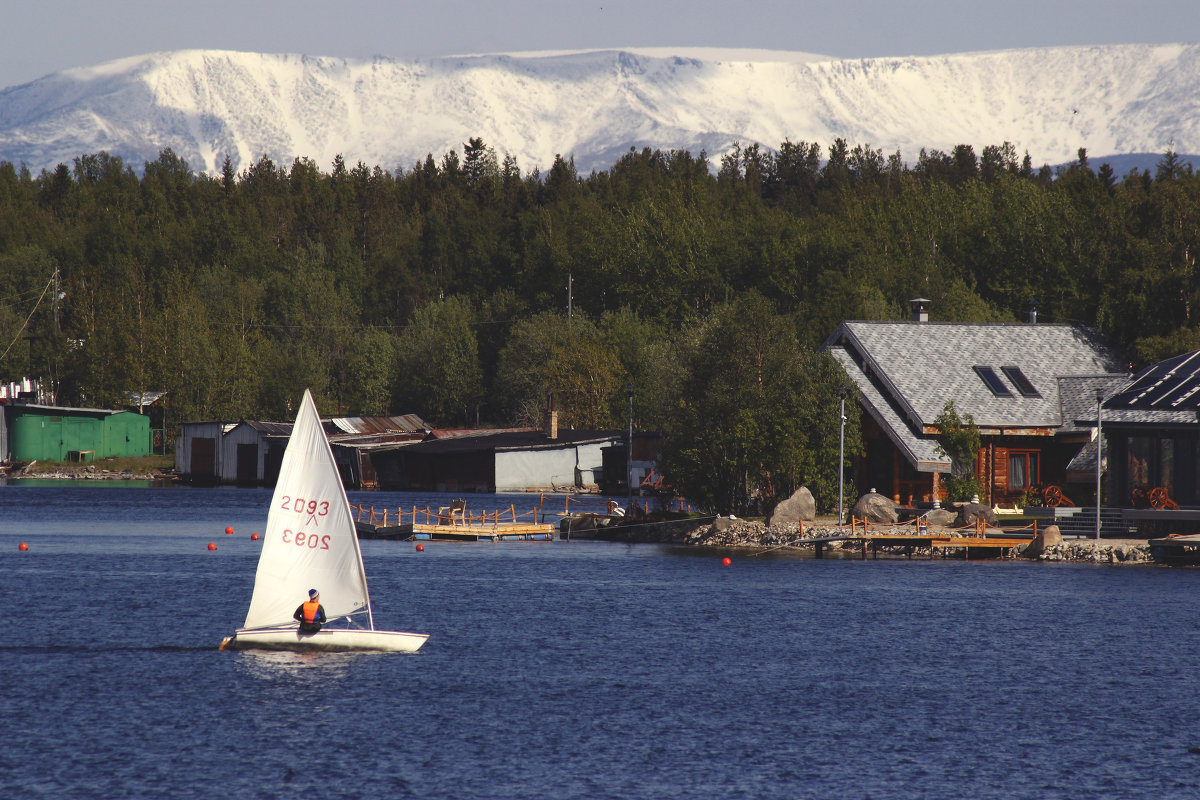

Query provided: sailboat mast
[351,521,376,631]
[315,396,376,631]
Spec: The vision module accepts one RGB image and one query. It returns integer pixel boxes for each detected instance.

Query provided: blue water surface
[2,484,1199,799]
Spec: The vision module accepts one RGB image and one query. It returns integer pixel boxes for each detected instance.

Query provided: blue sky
[3,0,1198,89]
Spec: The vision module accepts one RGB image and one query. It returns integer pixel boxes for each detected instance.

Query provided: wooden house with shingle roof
[824,302,1128,507]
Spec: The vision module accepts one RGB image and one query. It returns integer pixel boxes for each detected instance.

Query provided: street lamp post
[626,384,634,512]
[1095,389,1104,545]
[839,386,847,526]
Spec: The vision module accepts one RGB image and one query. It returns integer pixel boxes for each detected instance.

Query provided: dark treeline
[1,138,1197,512]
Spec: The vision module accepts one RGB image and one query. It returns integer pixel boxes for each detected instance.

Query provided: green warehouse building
[0,401,151,462]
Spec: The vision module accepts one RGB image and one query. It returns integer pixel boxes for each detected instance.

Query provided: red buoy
[250,533,260,541]
[721,556,732,566]
[415,543,425,552]
[18,542,28,552]
[207,542,218,551]
[225,526,234,535]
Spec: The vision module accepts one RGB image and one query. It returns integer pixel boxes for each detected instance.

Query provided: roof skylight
[1001,366,1041,398]
[973,366,1013,397]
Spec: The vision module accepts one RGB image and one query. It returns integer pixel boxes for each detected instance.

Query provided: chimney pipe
[909,298,930,323]
[1028,300,1039,324]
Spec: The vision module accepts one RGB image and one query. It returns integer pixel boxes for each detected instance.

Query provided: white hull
[222,627,428,653]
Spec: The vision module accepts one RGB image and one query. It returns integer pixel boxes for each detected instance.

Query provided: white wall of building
[494,439,617,492]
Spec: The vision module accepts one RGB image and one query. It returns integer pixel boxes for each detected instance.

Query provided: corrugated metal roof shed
[329,414,427,435]
[404,429,618,455]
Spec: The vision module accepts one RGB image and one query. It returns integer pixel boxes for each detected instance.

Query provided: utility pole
[567,273,573,326]
[50,265,61,403]
[1095,389,1104,546]
[838,386,847,525]
[626,384,634,512]
[52,266,60,331]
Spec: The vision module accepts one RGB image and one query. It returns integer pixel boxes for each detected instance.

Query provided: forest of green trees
[1,137,1198,512]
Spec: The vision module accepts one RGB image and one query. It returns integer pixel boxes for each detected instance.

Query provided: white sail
[242,389,372,630]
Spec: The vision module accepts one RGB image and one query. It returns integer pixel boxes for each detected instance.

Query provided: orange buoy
[225,526,234,535]
[721,556,732,566]
[250,533,260,541]
[415,543,425,552]
[18,542,29,551]
[207,542,218,551]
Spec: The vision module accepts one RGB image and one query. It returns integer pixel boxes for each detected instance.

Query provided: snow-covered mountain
[1,44,1197,177]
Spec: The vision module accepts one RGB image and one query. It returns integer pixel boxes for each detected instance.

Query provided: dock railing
[848,513,1039,539]
[354,493,696,530]
[354,502,543,528]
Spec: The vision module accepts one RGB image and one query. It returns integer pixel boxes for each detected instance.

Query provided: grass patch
[19,455,174,474]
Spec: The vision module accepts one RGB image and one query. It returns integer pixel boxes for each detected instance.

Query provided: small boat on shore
[220,389,428,653]
[1148,533,1200,565]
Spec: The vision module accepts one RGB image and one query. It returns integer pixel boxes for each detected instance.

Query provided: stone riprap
[575,515,1155,564]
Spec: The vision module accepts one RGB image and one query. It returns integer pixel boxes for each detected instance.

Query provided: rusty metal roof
[329,414,428,435]
[430,427,539,439]
[402,429,622,455]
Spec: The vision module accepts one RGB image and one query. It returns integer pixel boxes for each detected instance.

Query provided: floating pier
[354,501,555,542]
[808,516,1036,559]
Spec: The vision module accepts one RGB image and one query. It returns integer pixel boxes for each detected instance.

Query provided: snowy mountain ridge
[0,43,1197,176]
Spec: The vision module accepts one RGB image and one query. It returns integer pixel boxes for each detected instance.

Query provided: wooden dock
[353,501,555,542]
[799,515,1038,559]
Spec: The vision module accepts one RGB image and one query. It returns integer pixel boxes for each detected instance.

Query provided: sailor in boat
[293,589,327,634]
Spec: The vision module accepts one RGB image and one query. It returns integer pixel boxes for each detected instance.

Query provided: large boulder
[768,487,817,527]
[924,508,957,528]
[954,502,998,528]
[1020,524,1062,558]
[853,491,898,524]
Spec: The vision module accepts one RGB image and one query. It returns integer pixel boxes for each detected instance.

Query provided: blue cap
[309,589,319,599]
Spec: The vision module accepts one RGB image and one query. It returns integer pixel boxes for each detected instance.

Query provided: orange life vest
[301,600,321,623]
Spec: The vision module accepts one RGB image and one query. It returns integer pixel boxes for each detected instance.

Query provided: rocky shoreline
[4,462,176,482]
[563,515,1156,564]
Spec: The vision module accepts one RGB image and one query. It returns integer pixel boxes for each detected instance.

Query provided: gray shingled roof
[829,347,950,473]
[1066,435,1105,474]
[1058,375,1131,432]
[825,321,1126,429]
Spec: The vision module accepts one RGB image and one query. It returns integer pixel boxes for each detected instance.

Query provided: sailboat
[220,389,428,653]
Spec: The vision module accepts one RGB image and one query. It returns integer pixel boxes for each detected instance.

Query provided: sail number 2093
[280,529,330,549]
[280,496,330,517]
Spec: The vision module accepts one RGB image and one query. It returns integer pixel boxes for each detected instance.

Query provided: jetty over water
[805,516,1034,558]
[354,500,556,541]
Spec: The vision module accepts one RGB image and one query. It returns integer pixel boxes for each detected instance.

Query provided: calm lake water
[2,484,1200,799]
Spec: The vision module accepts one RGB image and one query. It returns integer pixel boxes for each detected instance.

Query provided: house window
[973,366,1013,397]
[1001,366,1041,398]
[1009,451,1039,490]
[1160,437,1175,495]
[1127,436,1152,488]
